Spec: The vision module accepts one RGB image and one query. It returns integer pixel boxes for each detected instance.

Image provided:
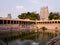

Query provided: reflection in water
[0,29,58,45]
[8,40,22,45]
[8,40,40,45]
[32,42,40,45]
[0,40,6,45]
[22,40,32,45]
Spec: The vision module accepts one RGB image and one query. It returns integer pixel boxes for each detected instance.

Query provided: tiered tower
[40,6,49,20]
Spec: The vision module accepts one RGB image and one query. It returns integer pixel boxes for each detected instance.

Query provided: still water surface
[1,34,54,45]
[8,40,40,45]
[0,30,57,45]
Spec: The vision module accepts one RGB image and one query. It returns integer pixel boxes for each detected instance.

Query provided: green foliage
[0,31,37,42]
[49,12,60,20]
[18,12,40,20]
[18,13,27,19]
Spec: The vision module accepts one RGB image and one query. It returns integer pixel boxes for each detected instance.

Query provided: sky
[0,0,60,18]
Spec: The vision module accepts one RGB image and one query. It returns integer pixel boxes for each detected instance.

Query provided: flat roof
[0,18,35,22]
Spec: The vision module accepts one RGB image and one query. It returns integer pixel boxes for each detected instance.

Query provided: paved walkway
[46,35,60,45]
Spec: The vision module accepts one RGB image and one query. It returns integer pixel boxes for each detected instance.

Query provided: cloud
[16,5,24,10]
[28,0,40,4]
[15,5,27,13]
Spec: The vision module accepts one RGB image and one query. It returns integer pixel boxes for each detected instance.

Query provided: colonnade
[37,20,60,24]
[0,19,36,31]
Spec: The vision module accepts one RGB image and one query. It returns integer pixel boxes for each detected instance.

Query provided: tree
[48,12,53,20]
[18,13,26,19]
[18,12,40,20]
[48,12,60,20]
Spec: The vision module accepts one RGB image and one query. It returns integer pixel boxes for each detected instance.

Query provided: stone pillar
[3,20,4,24]
[6,20,8,24]
[13,21,14,24]
[16,21,17,24]
[10,20,11,24]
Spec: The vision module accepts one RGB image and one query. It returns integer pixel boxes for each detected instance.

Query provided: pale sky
[0,0,60,18]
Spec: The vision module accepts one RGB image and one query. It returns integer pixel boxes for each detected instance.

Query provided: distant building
[40,6,49,20]
[7,13,12,19]
[0,17,3,18]
[0,6,60,31]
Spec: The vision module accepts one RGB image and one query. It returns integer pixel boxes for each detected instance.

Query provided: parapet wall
[0,18,60,32]
[36,20,60,32]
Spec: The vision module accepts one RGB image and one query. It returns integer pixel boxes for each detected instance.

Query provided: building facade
[0,6,60,32]
[7,13,12,19]
[0,18,36,32]
[0,17,60,33]
[40,6,49,20]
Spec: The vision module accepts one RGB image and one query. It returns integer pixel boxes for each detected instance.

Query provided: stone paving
[46,35,60,45]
